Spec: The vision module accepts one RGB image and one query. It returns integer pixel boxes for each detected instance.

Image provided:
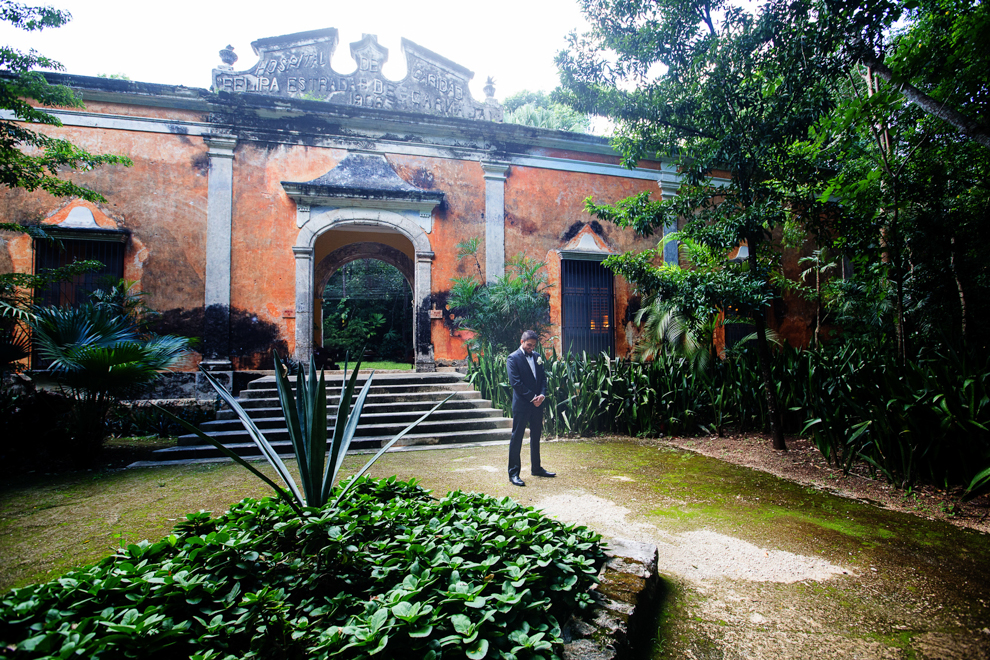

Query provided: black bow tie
[524,352,533,358]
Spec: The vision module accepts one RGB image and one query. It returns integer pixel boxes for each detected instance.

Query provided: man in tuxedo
[506,330,555,486]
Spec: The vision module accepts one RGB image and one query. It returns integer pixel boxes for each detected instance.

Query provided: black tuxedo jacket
[507,347,547,413]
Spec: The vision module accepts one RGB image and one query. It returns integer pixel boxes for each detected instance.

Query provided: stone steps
[131,370,514,466]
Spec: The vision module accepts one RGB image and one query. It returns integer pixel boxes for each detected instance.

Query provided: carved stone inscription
[212,28,502,122]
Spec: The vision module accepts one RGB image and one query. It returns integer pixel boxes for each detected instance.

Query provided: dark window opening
[32,235,126,369]
[561,259,614,358]
[33,237,125,308]
[723,303,755,349]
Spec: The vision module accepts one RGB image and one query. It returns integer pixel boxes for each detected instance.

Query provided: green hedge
[466,343,990,490]
[0,477,606,659]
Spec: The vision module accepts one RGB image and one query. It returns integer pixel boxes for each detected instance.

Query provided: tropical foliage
[449,246,553,355]
[0,256,103,375]
[502,90,591,133]
[467,343,990,493]
[554,0,990,459]
[557,0,849,449]
[0,478,606,659]
[321,259,412,360]
[321,299,386,358]
[30,303,190,454]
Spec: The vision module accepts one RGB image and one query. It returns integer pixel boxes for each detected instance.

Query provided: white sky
[0,0,592,103]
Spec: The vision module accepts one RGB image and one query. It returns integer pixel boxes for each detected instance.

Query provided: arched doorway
[285,152,443,371]
[293,208,436,371]
[315,244,415,364]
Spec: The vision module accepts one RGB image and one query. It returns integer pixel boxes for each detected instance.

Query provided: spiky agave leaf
[197,368,305,507]
[332,391,454,507]
[322,360,373,505]
[154,404,303,517]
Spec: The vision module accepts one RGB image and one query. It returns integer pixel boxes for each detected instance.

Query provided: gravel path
[536,491,850,584]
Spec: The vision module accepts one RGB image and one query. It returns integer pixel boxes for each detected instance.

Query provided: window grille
[561,259,614,358]
[33,237,125,308]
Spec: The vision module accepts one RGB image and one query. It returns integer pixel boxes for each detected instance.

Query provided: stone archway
[314,242,415,357]
[315,242,414,293]
[293,208,435,371]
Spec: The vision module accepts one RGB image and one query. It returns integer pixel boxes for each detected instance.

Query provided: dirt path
[366,437,990,659]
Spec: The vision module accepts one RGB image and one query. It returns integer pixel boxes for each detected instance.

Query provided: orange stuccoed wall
[0,76,817,374]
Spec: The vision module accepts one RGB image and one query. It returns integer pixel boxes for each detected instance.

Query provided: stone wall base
[564,538,661,659]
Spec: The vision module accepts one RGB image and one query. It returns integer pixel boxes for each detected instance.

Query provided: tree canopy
[557,0,850,449]
[0,1,131,202]
[502,89,592,133]
[556,0,990,449]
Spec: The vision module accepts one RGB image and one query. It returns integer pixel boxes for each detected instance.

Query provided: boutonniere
[536,357,544,366]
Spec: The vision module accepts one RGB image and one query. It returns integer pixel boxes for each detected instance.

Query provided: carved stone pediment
[212,28,502,122]
[282,152,444,222]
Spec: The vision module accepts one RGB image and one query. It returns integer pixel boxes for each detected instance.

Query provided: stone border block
[563,537,660,660]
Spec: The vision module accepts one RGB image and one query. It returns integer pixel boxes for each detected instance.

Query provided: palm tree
[633,295,720,375]
[31,304,190,454]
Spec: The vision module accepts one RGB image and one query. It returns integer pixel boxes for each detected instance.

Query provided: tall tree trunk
[890,195,908,365]
[951,236,968,342]
[865,66,908,364]
[754,311,787,450]
[747,237,787,451]
[814,263,822,348]
[852,38,990,149]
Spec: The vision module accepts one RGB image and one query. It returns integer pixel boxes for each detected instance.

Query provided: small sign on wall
[428,309,443,319]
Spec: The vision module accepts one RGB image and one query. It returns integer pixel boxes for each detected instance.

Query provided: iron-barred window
[561,259,614,358]
[33,236,125,308]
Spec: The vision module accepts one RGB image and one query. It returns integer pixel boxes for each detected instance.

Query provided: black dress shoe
[531,469,556,478]
[510,475,526,487]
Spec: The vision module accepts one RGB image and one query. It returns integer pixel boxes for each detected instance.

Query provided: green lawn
[356,360,412,370]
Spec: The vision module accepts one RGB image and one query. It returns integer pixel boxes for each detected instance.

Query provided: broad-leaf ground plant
[0,477,607,659]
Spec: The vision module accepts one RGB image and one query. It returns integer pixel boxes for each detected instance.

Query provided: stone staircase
[130,371,514,467]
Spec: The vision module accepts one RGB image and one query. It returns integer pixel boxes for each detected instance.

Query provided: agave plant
[162,353,453,516]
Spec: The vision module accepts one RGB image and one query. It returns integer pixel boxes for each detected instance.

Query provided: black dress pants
[508,404,543,478]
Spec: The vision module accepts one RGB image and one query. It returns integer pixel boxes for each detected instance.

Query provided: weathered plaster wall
[505,166,660,264]
[503,165,661,357]
[314,229,414,266]
[226,142,342,367]
[1,87,818,373]
[771,228,818,348]
[0,111,211,369]
[390,155,486,363]
[80,101,206,122]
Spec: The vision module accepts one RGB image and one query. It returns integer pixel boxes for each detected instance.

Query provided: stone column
[414,250,435,372]
[198,134,236,397]
[293,246,315,362]
[659,162,681,266]
[481,161,509,283]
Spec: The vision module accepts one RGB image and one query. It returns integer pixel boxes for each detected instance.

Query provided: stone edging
[563,537,660,659]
